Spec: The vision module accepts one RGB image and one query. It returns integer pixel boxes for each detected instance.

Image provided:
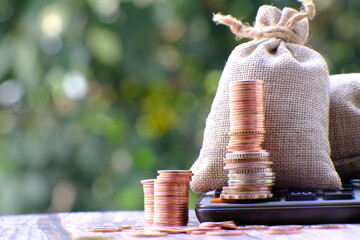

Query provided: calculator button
[350,179,360,187]
[323,191,354,200]
[286,191,317,201]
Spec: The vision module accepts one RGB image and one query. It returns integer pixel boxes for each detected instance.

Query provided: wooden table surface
[1,210,360,240]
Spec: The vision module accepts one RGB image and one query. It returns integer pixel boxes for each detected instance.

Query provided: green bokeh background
[0,0,359,214]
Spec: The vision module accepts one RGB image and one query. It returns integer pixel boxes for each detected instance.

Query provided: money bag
[329,74,360,182]
[190,0,342,193]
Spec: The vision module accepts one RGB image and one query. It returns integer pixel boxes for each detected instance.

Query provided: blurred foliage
[0,0,359,215]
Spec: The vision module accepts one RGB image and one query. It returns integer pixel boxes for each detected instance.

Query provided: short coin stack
[153,170,193,226]
[141,170,193,226]
[220,80,275,200]
[140,179,155,224]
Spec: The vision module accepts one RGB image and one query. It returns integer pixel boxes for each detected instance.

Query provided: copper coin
[268,225,304,230]
[308,224,346,229]
[264,230,302,234]
[236,225,268,230]
[206,230,244,236]
[229,130,266,135]
[127,231,168,237]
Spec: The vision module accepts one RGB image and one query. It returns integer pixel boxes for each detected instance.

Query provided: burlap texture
[329,74,360,181]
[190,5,342,193]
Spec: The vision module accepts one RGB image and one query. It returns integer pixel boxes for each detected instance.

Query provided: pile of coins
[221,80,275,200]
[141,170,193,226]
[72,221,348,239]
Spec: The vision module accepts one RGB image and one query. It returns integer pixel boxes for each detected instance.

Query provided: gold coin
[220,193,273,199]
[224,158,270,164]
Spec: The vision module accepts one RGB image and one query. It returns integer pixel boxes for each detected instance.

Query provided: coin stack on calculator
[220,80,275,200]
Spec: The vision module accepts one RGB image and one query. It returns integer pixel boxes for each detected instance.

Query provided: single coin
[229,130,266,135]
[89,227,122,232]
[237,225,268,230]
[157,170,193,175]
[220,223,238,229]
[206,230,244,236]
[224,186,271,191]
[226,152,270,159]
[308,224,346,229]
[228,174,275,179]
[229,111,264,115]
[210,198,238,203]
[127,231,168,237]
[184,226,221,232]
[227,169,273,174]
[140,179,156,185]
[151,226,186,234]
[268,225,304,230]
[222,185,273,190]
[227,179,274,184]
[227,172,275,178]
[121,225,133,230]
[220,191,271,199]
[264,229,302,234]
[188,230,206,234]
[227,181,273,187]
[74,236,114,240]
[224,158,270,164]
[199,221,236,228]
[220,193,273,200]
[229,139,264,143]
[225,161,273,167]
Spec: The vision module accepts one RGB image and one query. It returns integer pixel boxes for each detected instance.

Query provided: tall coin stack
[141,179,155,224]
[143,170,193,226]
[220,80,275,200]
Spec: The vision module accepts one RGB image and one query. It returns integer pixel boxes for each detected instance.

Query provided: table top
[1,210,360,240]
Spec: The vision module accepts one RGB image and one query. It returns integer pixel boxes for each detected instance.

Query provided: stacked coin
[141,179,155,224]
[221,80,275,200]
[147,170,193,226]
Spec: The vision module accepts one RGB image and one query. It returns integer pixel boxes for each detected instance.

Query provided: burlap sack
[190,1,342,193]
[329,74,360,182]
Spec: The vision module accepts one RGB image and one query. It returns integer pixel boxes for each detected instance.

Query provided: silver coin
[226,152,270,159]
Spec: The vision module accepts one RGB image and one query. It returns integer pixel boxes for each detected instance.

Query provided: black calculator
[195,179,360,225]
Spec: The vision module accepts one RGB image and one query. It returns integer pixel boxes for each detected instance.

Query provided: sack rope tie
[213,0,315,45]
